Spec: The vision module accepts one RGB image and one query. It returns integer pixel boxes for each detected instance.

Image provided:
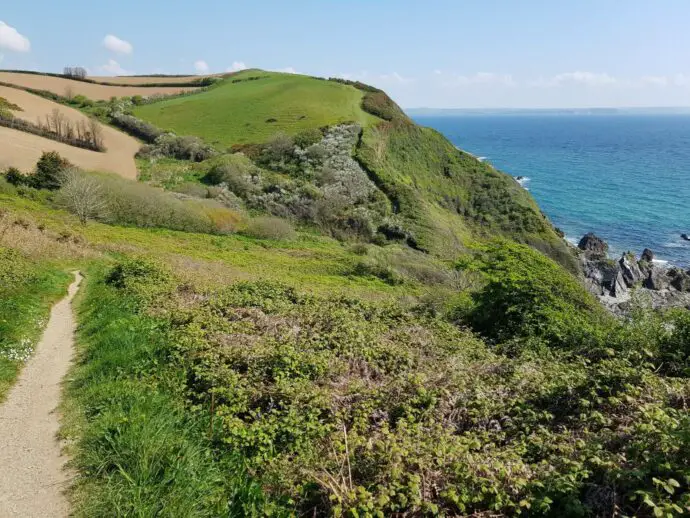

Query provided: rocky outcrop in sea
[578,233,690,315]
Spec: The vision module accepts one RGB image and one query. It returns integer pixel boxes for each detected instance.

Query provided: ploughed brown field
[87,75,218,85]
[0,72,200,101]
[0,85,140,179]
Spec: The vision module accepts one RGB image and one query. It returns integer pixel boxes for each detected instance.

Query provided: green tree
[32,151,71,190]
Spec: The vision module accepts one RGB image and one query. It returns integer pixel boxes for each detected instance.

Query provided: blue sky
[2,1,690,108]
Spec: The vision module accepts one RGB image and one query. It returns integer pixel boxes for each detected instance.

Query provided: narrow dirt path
[0,271,82,518]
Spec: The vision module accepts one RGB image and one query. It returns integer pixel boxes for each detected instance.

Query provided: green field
[133,70,379,147]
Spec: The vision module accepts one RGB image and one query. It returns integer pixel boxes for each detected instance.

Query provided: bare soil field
[0,86,139,178]
[0,72,200,101]
[87,75,211,85]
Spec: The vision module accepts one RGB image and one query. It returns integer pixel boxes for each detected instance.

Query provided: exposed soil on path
[0,271,82,518]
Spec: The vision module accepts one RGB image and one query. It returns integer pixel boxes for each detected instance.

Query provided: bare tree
[63,67,87,79]
[49,108,67,137]
[64,86,75,101]
[56,169,109,225]
[88,118,105,150]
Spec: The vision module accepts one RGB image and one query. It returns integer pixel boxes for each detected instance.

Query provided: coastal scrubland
[0,68,688,517]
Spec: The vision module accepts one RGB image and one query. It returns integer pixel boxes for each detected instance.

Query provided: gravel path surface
[0,271,82,518]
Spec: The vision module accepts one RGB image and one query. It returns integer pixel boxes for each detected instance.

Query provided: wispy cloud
[443,72,515,87]
[673,74,690,86]
[533,71,617,87]
[227,61,247,72]
[278,66,298,74]
[378,72,415,84]
[640,76,668,87]
[0,21,30,52]
[194,60,210,74]
[102,34,133,55]
[99,59,131,76]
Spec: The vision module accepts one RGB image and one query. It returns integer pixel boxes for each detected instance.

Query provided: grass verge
[62,265,280,517]
[0,253,70,401]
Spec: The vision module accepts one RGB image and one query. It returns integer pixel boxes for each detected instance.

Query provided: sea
[412,113,690,267]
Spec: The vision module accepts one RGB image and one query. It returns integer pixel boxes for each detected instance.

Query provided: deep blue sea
[413,114,690,266]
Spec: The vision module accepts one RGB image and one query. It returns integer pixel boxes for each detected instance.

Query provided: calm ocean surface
[413,114,690,266]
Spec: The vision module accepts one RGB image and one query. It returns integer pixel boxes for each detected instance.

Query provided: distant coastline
[406,106,690,117]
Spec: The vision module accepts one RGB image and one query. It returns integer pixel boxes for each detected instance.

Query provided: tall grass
[0,248,70,400]
[61,171,243,235]
[63,266,278,517]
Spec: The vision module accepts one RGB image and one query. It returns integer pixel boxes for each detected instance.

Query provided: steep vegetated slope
[133,70,572,266]
[0,71,201,101]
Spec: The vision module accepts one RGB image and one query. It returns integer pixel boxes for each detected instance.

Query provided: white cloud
[378,72,414,84]
[443,72,515,87]
[640,75,668,87]
[673,74,690,87]
[278,66,298,74]
[0,21,30,52]
[433,69,442,75]
[535,71,617,87]
[227,61,247,72]
[99,59,131,76]
[194,60,210,74]
[103,34,133,55]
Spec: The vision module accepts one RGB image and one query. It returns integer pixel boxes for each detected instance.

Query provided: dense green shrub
[138,133,216,162]
[257,133,295,169]
[349,259,404,285]
[111,273,690,517]
[242,216,296,240]
[110,112,163,143]
[202,154,260,196]
[4,167,27,187]
[658,308,690,376]
[32,151,72,190]
[461,241,608,350]
[54,170,240,234]
[293,127,323,148]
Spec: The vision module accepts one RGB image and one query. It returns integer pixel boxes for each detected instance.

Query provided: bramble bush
[459,240,609,351]
[103,259,690,517]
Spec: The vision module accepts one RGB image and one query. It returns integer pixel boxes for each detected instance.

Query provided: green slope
[356,119,576,267]
[133,70,379,147]
[132,70,572,266]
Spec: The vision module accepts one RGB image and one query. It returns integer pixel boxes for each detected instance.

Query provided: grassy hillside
[357,119,576,265]
[2,145,689,516]
[133,70,379,147]
[129,70,573,266]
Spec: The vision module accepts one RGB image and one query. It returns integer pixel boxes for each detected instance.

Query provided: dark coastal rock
[640,248,655,263]
[578,233,608,259]
[681,233,690,242]
[578,232,690,314]
[619,254,645,288]
[669,268,690,292]
[644,267,670,291]
[581,257,627,298]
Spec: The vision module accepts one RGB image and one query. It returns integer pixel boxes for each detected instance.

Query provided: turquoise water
[414,114,690,266]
